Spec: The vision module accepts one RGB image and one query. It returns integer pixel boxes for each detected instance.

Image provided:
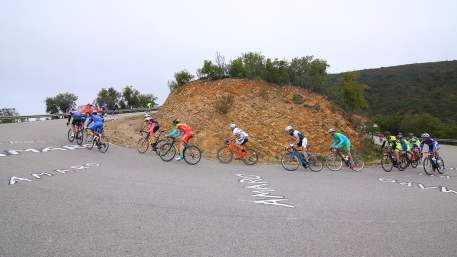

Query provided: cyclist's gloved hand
[290,144,294,148]
[66,122,69,126]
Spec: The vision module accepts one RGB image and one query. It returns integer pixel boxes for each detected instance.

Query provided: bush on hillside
[292,94,305,104]
[215,94,234,114]
[168,70,194,91]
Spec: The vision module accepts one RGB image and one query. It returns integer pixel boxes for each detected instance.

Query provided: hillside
[106,79,362,161]
[328,60,457,122]
[152,79,360,161]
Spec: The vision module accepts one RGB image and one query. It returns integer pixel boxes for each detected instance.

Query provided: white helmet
[285,126,293,131]
[328,128,336,133]
[421,133,430,138]
[229,123,236,129]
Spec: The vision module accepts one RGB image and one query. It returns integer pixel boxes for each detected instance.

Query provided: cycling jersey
[331,132,351,151]
[68,111,84,126]
[420,138,440,153]
[167,123,193,143]
[410,137,421,147]
[233,127,249,145]
[398,138,411,151]
[148,118,160,136]
[87,114,104,134]
[382,136,400,150]
[289,130,307,148]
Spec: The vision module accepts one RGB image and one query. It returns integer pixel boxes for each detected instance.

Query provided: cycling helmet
[383,131,391,136]
[397,132,403,138]
[285,126,293,131]
[421,133,430,138]
[408,133,415,137]
[144,113,151,118]
[327,128,336,133]
[229,123,236,129]
[173,118,180,125]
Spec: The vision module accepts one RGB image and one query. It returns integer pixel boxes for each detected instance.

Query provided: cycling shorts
[336,141,351,152]
[181,131,193,143]
[90,122,104,134]
[237,137,248,145]
[149,124,160,136]
[72,118,83,126]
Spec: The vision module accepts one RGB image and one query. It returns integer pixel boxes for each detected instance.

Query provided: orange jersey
[177,123,192,133]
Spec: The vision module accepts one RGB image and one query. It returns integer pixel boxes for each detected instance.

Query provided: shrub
[215,94,234,114]
[168,70,194,91]
[292,94,304,104]
[259,89,268,99]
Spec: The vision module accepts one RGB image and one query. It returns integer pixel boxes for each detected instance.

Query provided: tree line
[45,86,157,114]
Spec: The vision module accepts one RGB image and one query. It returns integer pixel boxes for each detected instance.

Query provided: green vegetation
[95,86,157,109]
[292,94,305,104]
[45,93,78,114]
[215,94,234,114]
[327,61,457,138]
[169,52,329,91]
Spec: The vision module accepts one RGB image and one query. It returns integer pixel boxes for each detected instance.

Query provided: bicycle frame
[228,142,247,159]
[289,147,307,166]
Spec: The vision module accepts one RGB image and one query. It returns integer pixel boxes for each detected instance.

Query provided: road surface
[1,119,456,257]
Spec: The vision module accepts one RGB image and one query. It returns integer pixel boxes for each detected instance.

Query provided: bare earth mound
[139,78,359,162]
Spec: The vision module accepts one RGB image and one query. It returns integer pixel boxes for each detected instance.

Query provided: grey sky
[1,0,456,115]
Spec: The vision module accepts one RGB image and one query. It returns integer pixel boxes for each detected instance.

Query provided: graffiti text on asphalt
[0,144,91,157]
[8,163,100,185]
[236,174,295,208]
[379,178,457,195]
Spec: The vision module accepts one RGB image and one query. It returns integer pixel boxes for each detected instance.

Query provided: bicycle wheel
[410,155,419,168]
[153,139,168,155]
[137,135,150,153]
[98,136,110,153]
[242,148,258,166]
[308,154,323,172]
[325,153,343,171]
[381,154,394,172]
[217,146,233,163]
[281,151,299,171]
[184,145,201,165]
[350,153,364,172]
[423,157,433,175]
[87,136,96,150]
[67,128,75,142]
[399,153,409,170]
[159,143,176,162]
[436,157,445,175]
[75,130,84,145]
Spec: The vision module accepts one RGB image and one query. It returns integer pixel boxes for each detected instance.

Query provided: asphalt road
[1,119,457,257]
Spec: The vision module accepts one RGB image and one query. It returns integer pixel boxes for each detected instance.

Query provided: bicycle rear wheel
[159,143,176,162]
[217,146,233,163]
[153,139,168,156]
[87,136,96,150]
[67,128,75,142]
[436,157,445,174]
[308,154,323,172]
[75,130,84,145]
[184,145,201,165]
[98,136,110,153]
[242,148,258,166]
[325,153,343,171]
[350,153,364,172]
[399,153,409,170]
[281,151,299,171]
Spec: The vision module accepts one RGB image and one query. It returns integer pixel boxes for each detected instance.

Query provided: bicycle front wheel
[423,157,433,175]
[308,154,323,172]
[159,143,176,162]
[184,145,201,165]
[217,146,233,163]
[381,154,394,172]
[137,136,150,153]
[325,153,343,171]
[281,151,299,171]
[67,128,75,142]
[153,139,168,156]
[242,148,258,166]
[436,157,445,175]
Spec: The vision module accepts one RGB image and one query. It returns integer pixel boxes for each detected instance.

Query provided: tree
[121,86,157,108]
[264,58,290,85]
[137,94,157,108]
[339,72,369,112]
[168,70,194,91]
[289,56,328,91]
[45,93,77,113]
[96,87,121,110]
[197,60,226,80]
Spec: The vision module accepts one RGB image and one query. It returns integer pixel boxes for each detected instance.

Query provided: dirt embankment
[106,78,361,161]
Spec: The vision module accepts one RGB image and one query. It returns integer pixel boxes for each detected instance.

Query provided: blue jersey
[87,114,104,125]
[331,132,350,148]
[420,138,440,152]
[71,111,83,119]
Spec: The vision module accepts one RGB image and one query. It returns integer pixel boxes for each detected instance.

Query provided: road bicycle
[381,147,405,172]
[423,152,445,175]
[67,123,84,145]
[87,131,109,153]
[280,145,323,172]
[217,138,258,165]
[410,146,423,168]
[158,137,201,165]
[325,148,364,172]
[136,129,168,155]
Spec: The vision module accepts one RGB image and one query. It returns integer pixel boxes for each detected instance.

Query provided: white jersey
[233,127,248,140]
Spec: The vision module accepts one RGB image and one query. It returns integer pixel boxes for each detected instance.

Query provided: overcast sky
[1,0,456,115]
